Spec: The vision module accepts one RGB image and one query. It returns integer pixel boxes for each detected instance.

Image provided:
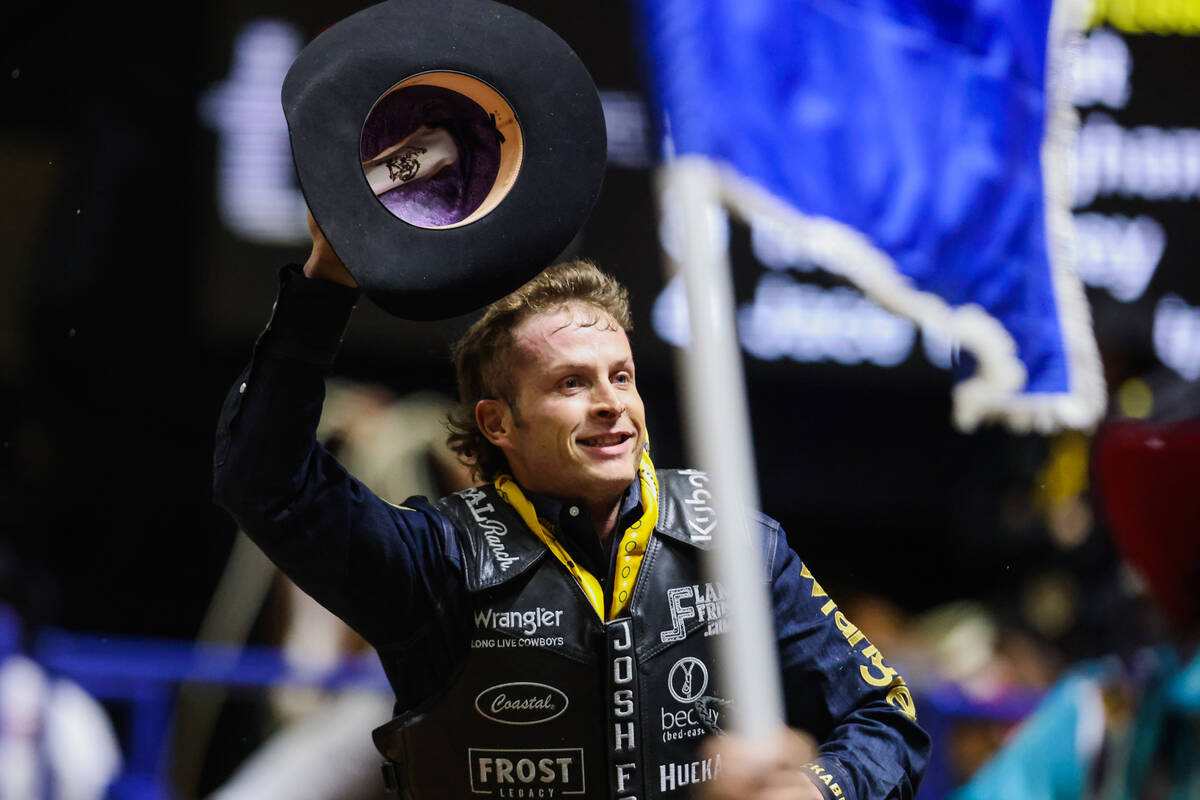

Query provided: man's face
[484,301,646,507]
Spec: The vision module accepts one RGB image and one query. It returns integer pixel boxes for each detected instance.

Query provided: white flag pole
[660,154,783,739]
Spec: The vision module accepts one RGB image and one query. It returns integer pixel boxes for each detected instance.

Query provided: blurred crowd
[2,372,1197,799]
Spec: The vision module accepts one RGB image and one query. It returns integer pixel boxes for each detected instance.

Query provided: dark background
[1,0,1196,791]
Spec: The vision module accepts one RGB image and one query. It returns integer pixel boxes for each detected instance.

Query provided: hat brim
[283,0,607,320]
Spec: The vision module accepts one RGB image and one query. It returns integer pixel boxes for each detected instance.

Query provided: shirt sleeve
[764,516,930,800]
[212,266,471,659]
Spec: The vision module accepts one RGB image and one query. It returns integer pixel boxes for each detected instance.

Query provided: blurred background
[1,0,1198,798]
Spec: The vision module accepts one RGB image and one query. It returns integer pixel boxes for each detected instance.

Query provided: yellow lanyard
[494,443,660,621]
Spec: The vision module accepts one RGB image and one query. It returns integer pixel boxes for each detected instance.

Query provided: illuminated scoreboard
[199,8,1200,409]
[1073,6,1200,393]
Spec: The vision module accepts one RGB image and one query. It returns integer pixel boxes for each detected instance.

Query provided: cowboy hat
[283,0,607,319]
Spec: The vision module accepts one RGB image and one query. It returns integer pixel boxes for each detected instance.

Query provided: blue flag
[637,0,1104,431]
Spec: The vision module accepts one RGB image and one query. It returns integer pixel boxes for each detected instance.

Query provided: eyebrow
[550,362,594,374]
[550,358,634,374]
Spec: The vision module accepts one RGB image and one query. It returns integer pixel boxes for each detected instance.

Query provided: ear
[475,398,514,449]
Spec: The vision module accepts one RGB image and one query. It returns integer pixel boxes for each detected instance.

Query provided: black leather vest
[373,469,743,799]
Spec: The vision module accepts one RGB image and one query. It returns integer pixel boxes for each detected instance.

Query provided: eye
[561,376,582,390]
[614,371,633,385]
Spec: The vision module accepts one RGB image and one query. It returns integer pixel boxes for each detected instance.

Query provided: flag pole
[661,155,783,739]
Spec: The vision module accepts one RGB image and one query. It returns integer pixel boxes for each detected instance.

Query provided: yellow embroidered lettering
[886,679,918,722]
[859,644,899,687]
[833,612,858,640]
[800,564,828,598]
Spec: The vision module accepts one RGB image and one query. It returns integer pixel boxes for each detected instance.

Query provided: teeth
[582,434,627,446]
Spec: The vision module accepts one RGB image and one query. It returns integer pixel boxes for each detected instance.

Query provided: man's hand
[303,211,358,288]
[697,726,824,800]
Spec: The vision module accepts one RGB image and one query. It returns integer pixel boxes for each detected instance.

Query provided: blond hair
[446,259,632,482]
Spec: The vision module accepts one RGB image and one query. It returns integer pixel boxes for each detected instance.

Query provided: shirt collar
[523,482,642,537]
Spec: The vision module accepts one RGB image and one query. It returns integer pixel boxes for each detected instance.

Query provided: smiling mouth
[578,432,634,448]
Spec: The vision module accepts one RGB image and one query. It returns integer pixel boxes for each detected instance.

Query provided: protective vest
[373,469,745,799]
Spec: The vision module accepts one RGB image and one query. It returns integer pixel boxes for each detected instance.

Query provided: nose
[591,379,625,418]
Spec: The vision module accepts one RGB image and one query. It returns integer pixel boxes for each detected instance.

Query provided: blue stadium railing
[24,625,1044,800]
[31,627,391,800]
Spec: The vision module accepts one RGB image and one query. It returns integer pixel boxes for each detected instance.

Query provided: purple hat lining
[360,84,503,228]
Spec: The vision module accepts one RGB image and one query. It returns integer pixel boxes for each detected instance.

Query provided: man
[213,217,929,799]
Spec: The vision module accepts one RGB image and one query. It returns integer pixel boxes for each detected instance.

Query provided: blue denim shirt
[213,266,929,800]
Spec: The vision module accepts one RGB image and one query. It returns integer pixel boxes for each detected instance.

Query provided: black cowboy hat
[283,0,607,320]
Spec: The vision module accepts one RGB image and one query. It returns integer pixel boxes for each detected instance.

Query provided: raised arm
[301,210,357,288]
[211,216,469,679]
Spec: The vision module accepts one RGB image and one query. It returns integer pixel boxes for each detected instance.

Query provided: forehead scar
[512,312,627,373]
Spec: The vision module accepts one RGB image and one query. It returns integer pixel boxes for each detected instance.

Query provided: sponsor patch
[678,470,716,540]
[659,582,729,642]
[474,607,565,637]
[667,656,708,704]
[659,754,723,793]
[659,704,708,743]
[471,636,565,650]
[469,748,585,796]
[463,488,519,571]
[474,683,569,726]
[659,696,729,743]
